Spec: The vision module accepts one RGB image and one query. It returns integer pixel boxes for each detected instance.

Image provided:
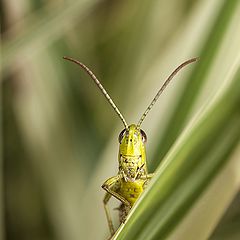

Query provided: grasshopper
[63,56,198,237]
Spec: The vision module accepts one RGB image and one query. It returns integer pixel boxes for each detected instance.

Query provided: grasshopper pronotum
[63,56,198,237]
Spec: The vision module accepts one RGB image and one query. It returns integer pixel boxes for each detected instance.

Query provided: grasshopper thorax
[118,124,147,182]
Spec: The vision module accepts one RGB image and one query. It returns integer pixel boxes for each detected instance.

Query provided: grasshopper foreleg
[102,175,130,236]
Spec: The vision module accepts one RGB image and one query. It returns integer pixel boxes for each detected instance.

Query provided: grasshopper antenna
[63,56,129,129]
[137,57,199,128]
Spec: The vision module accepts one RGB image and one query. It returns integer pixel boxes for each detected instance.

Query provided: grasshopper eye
[140,129,147,143]
[118,129,126,143]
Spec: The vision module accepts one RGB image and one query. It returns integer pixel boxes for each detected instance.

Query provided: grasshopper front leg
[102,175,130,236]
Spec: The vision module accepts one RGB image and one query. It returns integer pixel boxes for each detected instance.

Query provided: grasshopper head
[118,124,147,181]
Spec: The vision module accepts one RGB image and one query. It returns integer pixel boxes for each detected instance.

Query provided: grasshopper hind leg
[119,203,131,224]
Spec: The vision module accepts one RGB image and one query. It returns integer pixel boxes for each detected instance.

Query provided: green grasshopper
[63,56,198,237]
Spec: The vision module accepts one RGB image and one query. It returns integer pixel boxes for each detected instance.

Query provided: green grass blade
[151,0,239,170]
[114,66,240,240]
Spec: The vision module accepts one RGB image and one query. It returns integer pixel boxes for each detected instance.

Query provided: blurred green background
[1,0,240,240]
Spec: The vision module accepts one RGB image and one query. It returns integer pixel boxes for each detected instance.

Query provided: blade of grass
[168,145,240,240]
[151,0,240,170]
[114,66,240,239]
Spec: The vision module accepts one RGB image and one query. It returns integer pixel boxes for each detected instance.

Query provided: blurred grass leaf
[151,0,240,170]
[1,0,100,74]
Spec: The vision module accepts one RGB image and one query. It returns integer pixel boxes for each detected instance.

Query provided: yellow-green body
[118,179,145,205]
[102,124,153,235]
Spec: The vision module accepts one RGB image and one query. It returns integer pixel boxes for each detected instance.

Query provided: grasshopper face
[118,124,147,182]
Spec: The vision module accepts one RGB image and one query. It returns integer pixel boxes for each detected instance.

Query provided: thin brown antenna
[137,57,199,128]
[63,56,128,129]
